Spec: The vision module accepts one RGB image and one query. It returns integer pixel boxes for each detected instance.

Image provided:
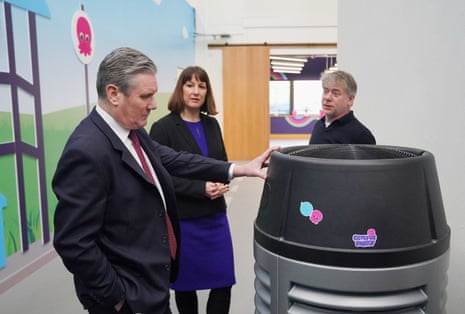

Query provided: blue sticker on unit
[299,201,324,225]
[352,228,377,248]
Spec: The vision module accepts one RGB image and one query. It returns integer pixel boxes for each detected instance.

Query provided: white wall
[189,0,337,45]
[338,1,465,313]
[190,0,338,126]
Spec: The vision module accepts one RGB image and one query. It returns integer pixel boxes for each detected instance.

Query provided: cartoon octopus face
[76,17,92,56]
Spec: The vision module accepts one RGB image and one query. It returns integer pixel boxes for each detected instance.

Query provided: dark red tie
[129,130,177,259]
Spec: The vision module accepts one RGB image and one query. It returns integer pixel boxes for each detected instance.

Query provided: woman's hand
[205,182,230,200]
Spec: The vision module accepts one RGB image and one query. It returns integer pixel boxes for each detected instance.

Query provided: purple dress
[170,121,235,291]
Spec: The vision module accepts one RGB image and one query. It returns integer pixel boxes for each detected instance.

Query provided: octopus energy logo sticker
[352,228,378,248]
[299,201,323,225]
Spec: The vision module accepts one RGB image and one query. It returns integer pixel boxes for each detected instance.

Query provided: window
[293,80,321,115]
[269,81,290,115]
[269,80,321,115]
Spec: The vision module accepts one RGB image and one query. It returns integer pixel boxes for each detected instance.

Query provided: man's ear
[106,84,120,106]
[347,94,355,107]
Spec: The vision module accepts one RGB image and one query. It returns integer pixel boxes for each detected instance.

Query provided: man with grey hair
[309,70,376,144]
[53,47,275,314]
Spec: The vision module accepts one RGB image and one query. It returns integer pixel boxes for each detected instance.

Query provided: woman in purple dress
[150,66,234,314]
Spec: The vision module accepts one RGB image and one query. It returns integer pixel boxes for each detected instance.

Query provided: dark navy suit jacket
[53,108,230,313]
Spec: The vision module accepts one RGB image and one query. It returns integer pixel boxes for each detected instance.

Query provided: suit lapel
[171,113,202,154]
[89,109,154,185]
[137,129,181,226]
[201,116,218,157]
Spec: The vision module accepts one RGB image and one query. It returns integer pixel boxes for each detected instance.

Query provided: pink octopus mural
[76,16,92,56]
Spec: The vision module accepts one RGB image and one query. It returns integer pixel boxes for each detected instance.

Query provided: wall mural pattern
[0,0,51,265]
[0,0,195,282]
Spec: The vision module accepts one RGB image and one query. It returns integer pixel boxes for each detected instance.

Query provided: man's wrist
[228,163,235,180]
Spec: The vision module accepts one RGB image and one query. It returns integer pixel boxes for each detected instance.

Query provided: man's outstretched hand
[233,146,280,179]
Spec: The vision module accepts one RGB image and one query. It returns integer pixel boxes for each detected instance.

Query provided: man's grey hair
[96,47,157,100]
[321,70,357,97]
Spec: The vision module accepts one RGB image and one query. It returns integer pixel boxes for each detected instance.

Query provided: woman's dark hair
[167,66,218,115]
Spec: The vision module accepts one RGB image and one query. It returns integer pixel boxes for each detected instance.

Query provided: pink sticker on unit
[309,209,323,224]
[299,201,324,225]
[352,228,377,248]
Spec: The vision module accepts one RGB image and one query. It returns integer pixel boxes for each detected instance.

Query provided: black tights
[174,286,232,314]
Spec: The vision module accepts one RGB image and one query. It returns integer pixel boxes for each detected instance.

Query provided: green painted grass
[0,92,170,255]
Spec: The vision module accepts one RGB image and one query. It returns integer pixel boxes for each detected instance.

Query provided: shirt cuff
[228,163,235,181]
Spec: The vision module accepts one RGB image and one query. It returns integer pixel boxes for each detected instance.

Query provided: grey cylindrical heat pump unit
[254,145,450,314]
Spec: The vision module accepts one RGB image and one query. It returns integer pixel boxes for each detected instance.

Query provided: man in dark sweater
[309,70,375,144]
